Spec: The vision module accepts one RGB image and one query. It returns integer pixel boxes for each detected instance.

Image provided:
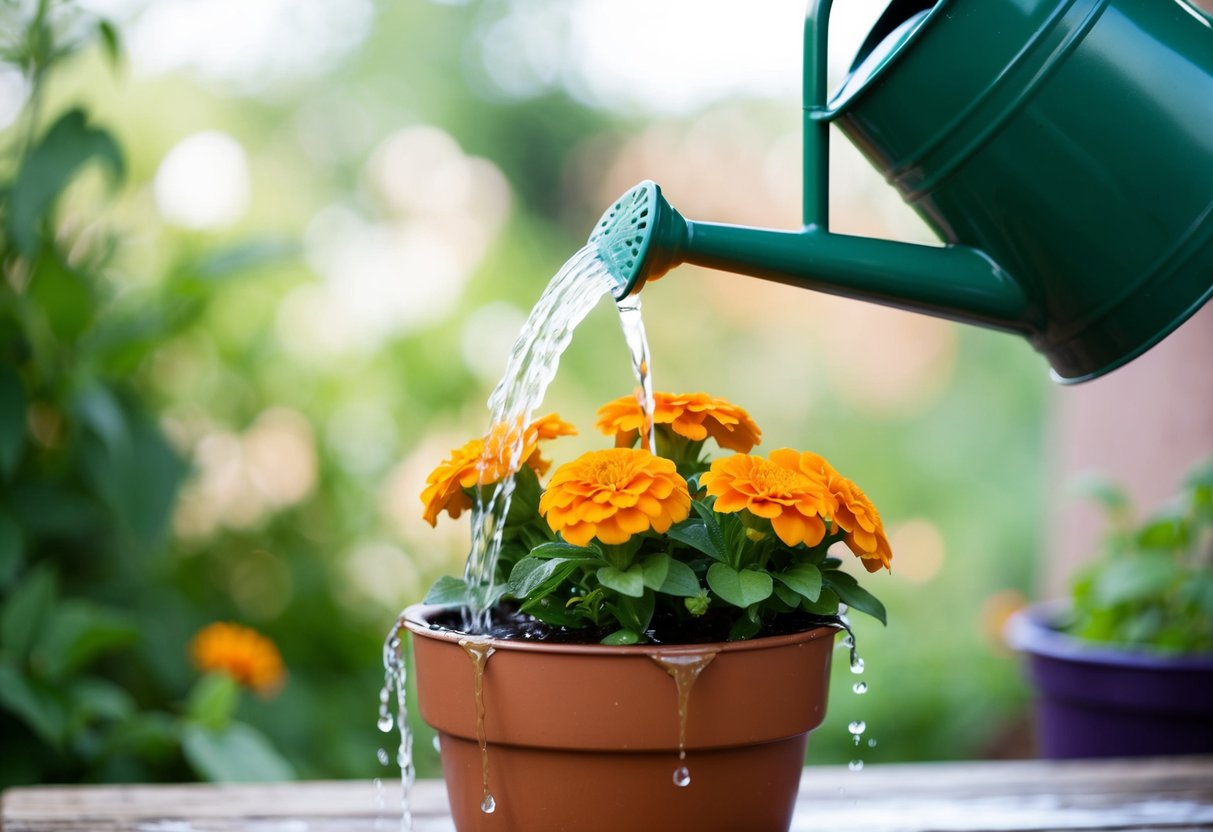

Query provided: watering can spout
[590,180,1035,334]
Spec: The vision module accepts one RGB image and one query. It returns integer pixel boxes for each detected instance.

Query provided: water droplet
[432,736,442,753]
[848,720,867,736]
[841,635,855,649]
[673,766,691,787]
[853,734,861,746]
[480,793,497,814]
[377,712,394,733]
[849,760,865,772]
[376,748,389,766]
[379,687,390,705]
[850,657,865,674]
[867,738,878,748]
[852,681,868,695]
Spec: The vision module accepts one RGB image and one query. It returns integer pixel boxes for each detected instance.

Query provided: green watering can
[590,0,1213,382]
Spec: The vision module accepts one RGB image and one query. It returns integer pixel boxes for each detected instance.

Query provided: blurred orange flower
[421,413,576,526]
[702,450,836,548]
[596,392,761,453]
[190,622,285,696]
[786,450,893,573]
[539,448,691,546]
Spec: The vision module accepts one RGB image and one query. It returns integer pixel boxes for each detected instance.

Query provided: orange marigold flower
[420,413,576,526]
[539,448,691,547]
[784,450,893,573]
[190,622,285,696]
[833,478,893,573]
[701,450,836,548]
[595,392,762,453]
[420,437,482,527]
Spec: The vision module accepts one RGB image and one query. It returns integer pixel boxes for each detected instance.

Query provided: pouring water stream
[380,244,652,829]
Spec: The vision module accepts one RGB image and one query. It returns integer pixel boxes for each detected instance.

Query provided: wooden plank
[2,758,1212,832]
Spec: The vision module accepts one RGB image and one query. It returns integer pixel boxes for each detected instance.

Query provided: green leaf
[774,582,801,609]
[0,661,65,746]
[10,482,102,537]
[639,554,669,590]
[802,587,841,616]
[509,557,576,597]
[70,677,135,724]
[596,564,645,598]
[692,500,728,558]
[423,575,471,607]
[187,672,240,731]
[30,250,93,342]
[666,521,725,562]
[191,239,298,280]
[825,571,887,625]
[1181,571,1213,614]
[0,367,26,479]
[657,558,701,597]
[1135,513,1188,551]
[97,19,122,68]
[0,508,24,589]
[1185,457,1213,491]
[728,613,762,641]
[706,563,773,608]
[1,565,56,657]
[1093,557,1179,607]
[527,541,596,560]
[74,384,128,455]
[1069,471,1131,516]
[608,591,654,633]
[774,563,823,603]
[8,109,125,255]
[600,629,640,645]
[34,600,139,680]
[182,721,295,783]
[78,402,188,552]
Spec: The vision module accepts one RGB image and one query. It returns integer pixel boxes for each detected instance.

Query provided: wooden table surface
[3,757,1212,831]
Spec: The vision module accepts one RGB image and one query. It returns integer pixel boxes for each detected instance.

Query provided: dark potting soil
[425,604,843,645]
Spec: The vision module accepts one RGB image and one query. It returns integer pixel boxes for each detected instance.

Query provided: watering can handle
[803,0,834,229]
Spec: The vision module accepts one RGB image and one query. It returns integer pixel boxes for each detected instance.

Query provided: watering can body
[593,0,1213,382]
[830,0,1213,381]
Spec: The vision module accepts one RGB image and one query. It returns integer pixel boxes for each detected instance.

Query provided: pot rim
[1004,599,1213,670]
[402,603,841,656]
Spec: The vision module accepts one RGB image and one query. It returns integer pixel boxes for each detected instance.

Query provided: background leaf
[182,722,295,783]
[7,108,125,254]
[0,367,26,479]
[0,508,24,589]
[1,566,57,657]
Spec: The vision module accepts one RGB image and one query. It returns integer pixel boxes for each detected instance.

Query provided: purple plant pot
[1005,602,1213,759]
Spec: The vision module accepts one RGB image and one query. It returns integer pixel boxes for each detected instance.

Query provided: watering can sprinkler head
[588,180,689,300]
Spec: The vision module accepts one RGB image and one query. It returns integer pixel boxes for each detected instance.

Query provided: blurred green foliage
[0,0,1051,790]
[1065,460,1213,652]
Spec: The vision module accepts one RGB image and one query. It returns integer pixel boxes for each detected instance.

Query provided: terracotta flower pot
[404,604,839,832]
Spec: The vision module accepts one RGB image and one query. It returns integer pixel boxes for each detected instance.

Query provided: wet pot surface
[404,604,839,832]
